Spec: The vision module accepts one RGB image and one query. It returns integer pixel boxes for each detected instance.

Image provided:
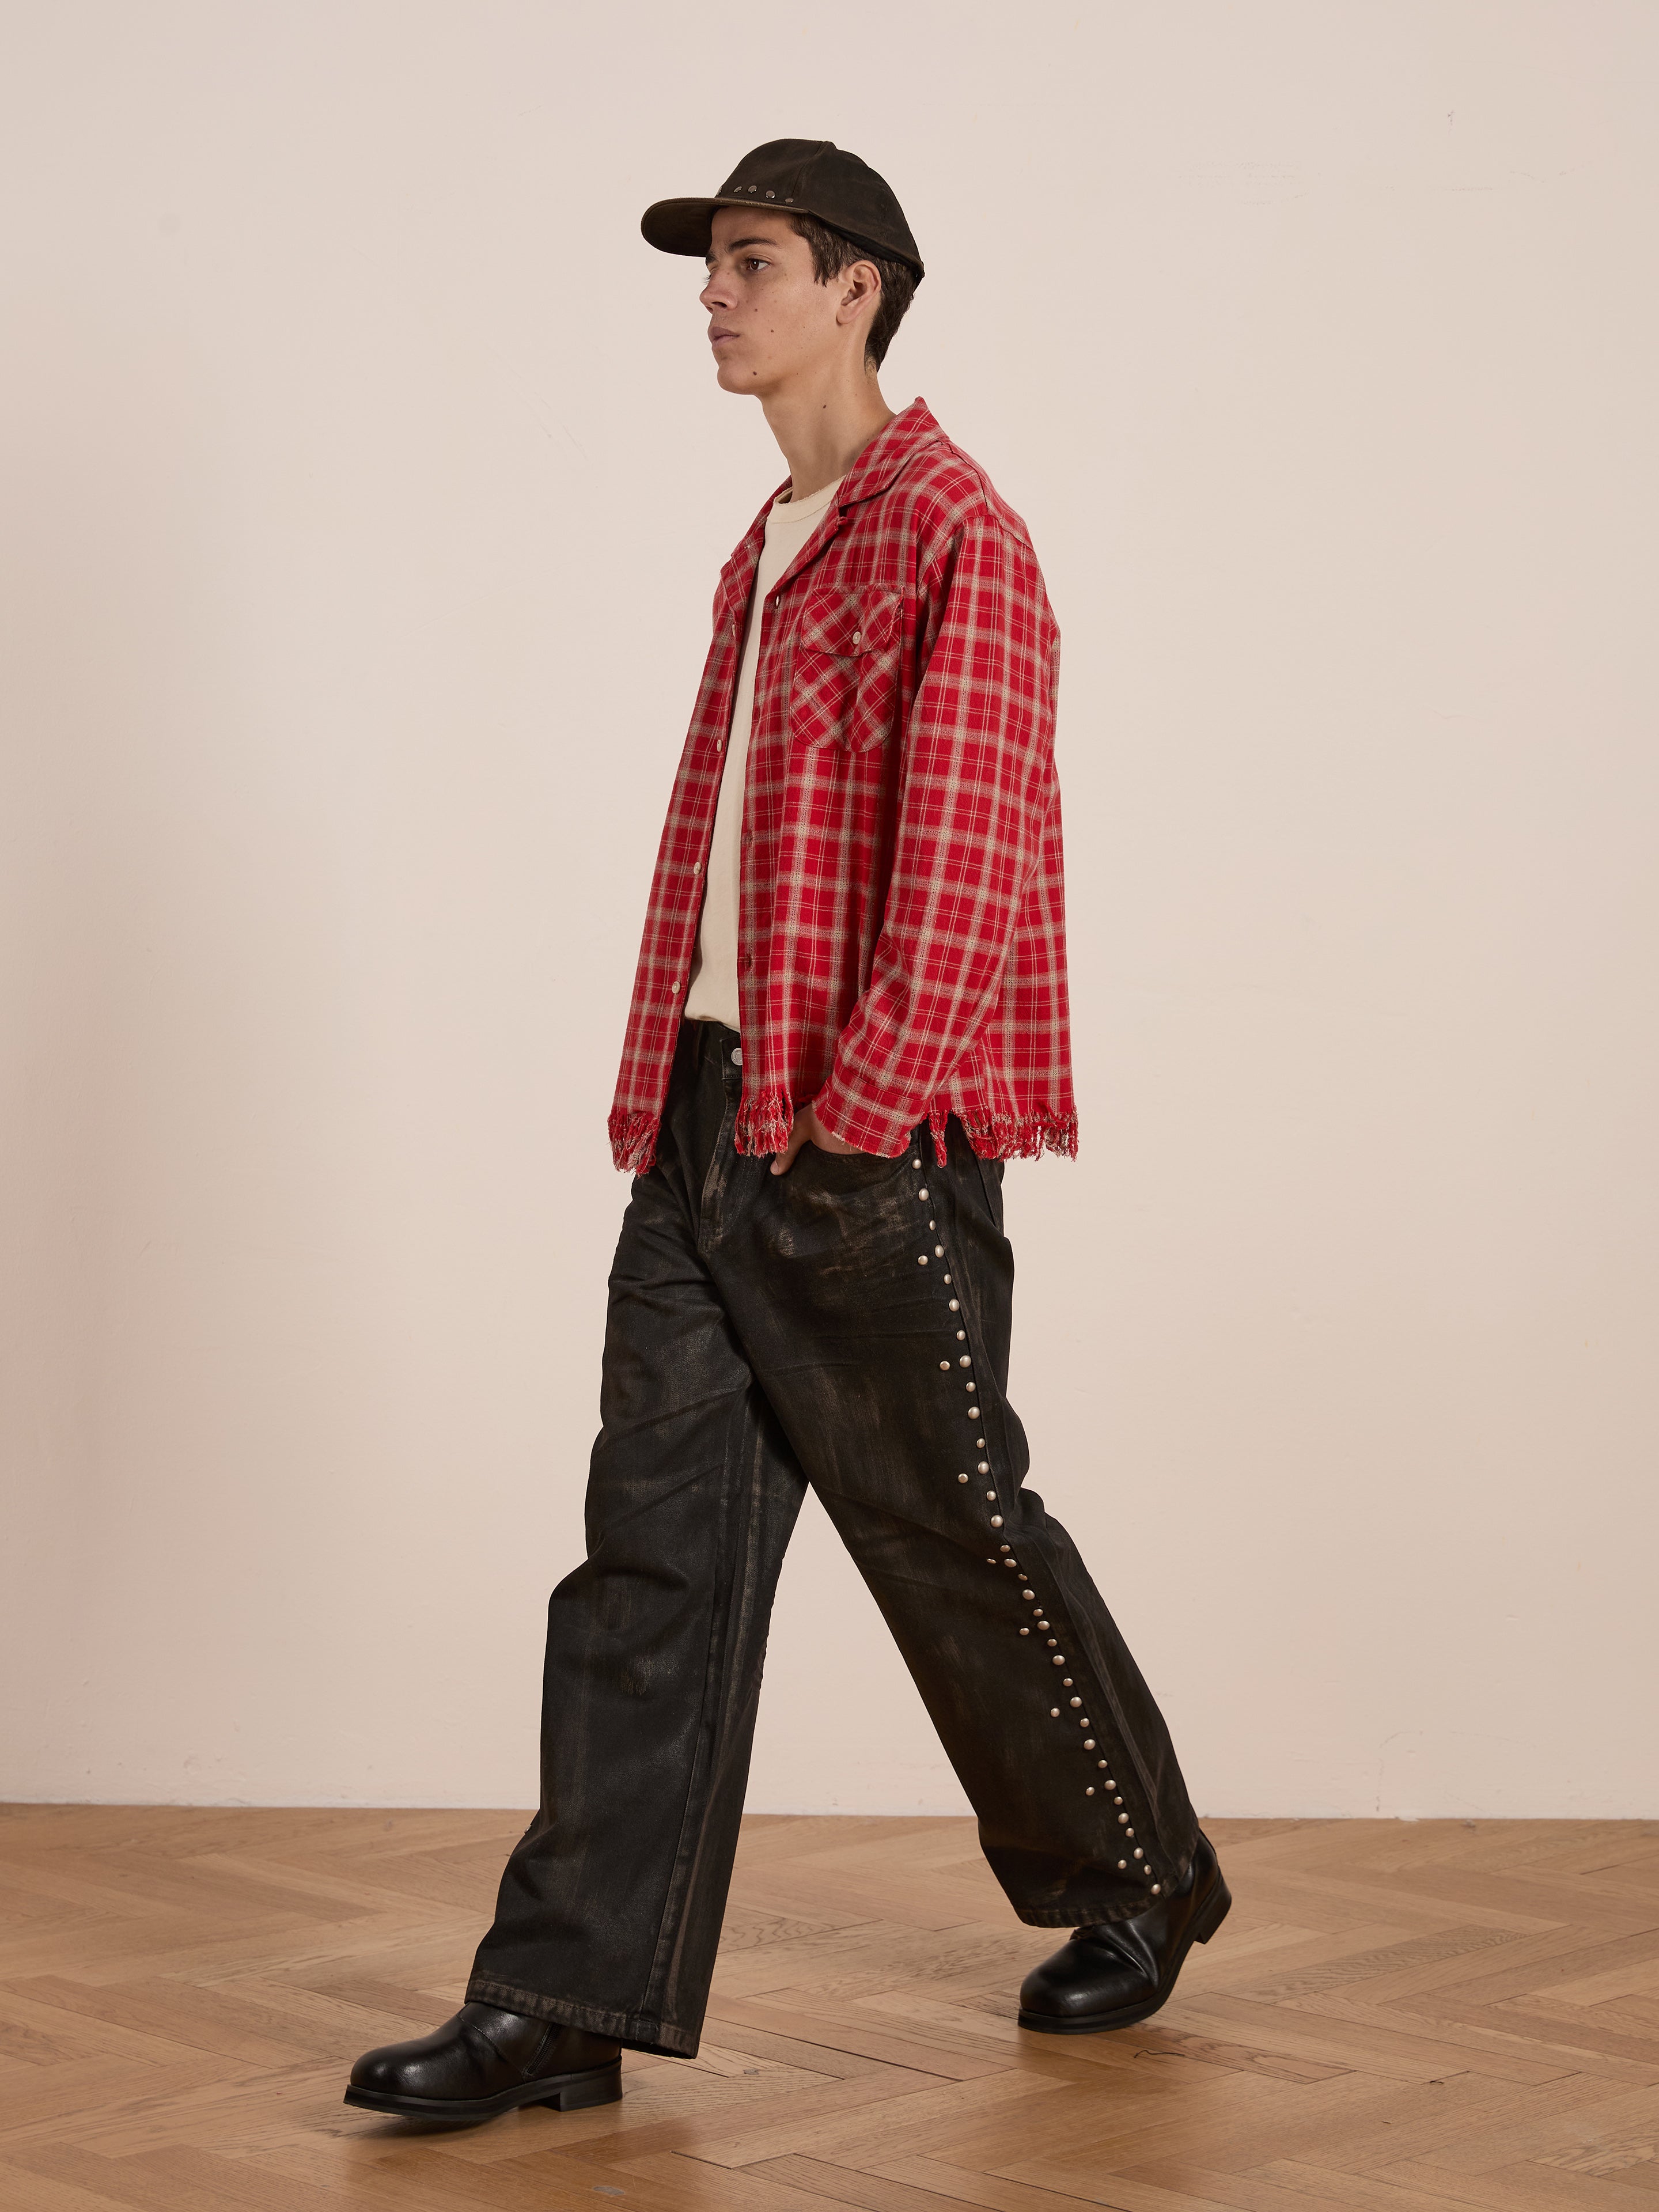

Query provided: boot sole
[343,2059,622,2123]
[1017,1868,1233,2035]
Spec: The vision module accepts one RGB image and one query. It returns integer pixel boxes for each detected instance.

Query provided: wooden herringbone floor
[1,1810,1657,2208]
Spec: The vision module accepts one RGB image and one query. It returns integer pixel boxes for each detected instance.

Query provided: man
[346,139,1228,2127]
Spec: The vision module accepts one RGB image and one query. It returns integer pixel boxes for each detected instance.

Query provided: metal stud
[934,1245,945,1257]
[916,1255,928,1265]
[1086,1786,1095,1796]
[990,1515,1003,1528]
[939,1361,950,1371]
[1134,1849,1143,1859]
[1083,1740,1096,1750]
[1118,1813,1129,1825]
[977,1461,990,1474]
[948,1298,960,1310]
[956,1329,966,1339]
[942,1274,952,1283]
[917,1187,929,1199]
[1151,1884,1161,1895]
[1070,1698,1083,1709]
[1020,1627,1029,1635]
[984,1490,997,1500]
[959,1355,972,1367]
[1118,1859,1127,1870]
[911,1160,921,1169]
[1126,1828,1135,1839]
[957,1472,969,1483]
[1051,1654,1064,1666]
[1021,1588,1034,1599]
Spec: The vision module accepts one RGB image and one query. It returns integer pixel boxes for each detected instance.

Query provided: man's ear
[838,259,883,325]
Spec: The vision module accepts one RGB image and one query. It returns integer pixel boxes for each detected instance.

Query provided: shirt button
[691,861,702,874]
[669,980,680,994]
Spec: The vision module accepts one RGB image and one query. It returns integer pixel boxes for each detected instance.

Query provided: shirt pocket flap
[797,585,903,660]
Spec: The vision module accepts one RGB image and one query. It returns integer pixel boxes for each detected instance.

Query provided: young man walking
[346,139,1227,2126]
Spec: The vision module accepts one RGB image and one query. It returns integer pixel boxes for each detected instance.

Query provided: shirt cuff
[812,1077,918,1158]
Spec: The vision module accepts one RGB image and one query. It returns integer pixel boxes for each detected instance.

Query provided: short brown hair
[787,211,915,371]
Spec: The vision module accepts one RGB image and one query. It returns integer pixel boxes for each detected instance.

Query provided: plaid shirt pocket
[790,585,904,755]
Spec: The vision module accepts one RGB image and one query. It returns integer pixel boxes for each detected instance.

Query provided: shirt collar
[719,398,946,628]
[757,396,944,518]
[832,396,946,507]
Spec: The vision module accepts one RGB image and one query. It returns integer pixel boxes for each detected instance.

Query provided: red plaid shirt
[609,398,1077,1171]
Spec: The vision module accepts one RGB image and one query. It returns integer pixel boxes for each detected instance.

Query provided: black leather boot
[344,2001,622,2122]
[1017,1830,1231,2033]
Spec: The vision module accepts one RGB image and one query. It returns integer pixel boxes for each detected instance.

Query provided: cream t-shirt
[684,472,844,1030]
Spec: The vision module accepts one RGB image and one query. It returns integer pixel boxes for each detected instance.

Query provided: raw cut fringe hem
[957,1109,1079,1161]
[609,1108,661,1175]
[734,1088,795,1160]
[611,1101,1077,1173]
[609,1091,796,1173]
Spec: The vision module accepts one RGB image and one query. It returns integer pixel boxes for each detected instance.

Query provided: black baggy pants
[468,1018,1199,2057]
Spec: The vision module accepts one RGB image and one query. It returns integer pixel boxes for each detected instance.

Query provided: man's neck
[762,368,896,505]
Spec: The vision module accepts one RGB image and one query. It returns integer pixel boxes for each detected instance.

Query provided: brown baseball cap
[641,138,924,283]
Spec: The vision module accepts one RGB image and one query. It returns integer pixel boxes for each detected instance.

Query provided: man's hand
[770,1101,865,1176]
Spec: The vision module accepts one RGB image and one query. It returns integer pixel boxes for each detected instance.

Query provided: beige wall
[3,2,1655,1819]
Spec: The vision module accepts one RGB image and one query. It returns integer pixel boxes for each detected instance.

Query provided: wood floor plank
[749,2150,1004,2207]
[4,1811,1658,2208]
[607,2146,897,2209]
[877,2156,1181,2211]
[0,2157,140,2212]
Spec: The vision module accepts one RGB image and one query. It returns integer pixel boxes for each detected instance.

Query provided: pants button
[730,1047,743,1066]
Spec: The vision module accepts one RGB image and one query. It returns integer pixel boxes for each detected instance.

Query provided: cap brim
[641,196,755,258]
[641,195,924,282]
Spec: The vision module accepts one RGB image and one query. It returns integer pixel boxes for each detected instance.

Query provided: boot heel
[536,2062,623,2111]
[1192,1873,1233,1945]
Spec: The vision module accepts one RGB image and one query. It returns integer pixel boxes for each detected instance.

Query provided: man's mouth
[709,327,738,346]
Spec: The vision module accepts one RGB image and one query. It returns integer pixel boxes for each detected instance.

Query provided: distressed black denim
[468,1018,1199,2058]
